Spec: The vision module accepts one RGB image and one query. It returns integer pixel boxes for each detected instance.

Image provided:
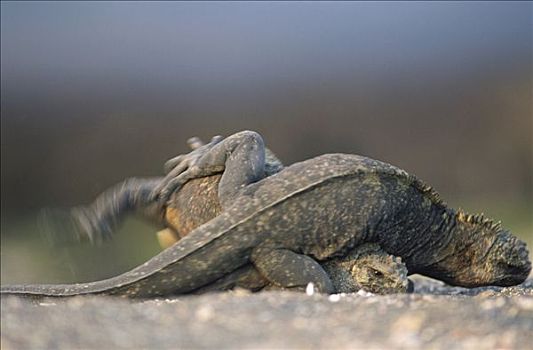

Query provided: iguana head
[324,243,411,294]
[457,230,531,287]
[350,253,411,294]
[436,212,531,287]
[485,231,531,286]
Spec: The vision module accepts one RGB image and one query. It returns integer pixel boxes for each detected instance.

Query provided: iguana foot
[154,135,225,203]
[186,136,207,151]
[162,135,222,174]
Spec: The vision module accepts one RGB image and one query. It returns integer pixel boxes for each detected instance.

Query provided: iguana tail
[39,177,164,245]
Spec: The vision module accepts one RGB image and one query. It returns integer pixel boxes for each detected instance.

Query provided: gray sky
[2,1,531,92]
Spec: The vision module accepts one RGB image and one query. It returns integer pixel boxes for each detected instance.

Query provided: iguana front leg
[251,247,335,294]
[154,130,268,208]
[164,135,284,180]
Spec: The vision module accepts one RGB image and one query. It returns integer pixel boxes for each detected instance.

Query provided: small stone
[38,302,56,307]
[356,289,374,297]
[306,283,315,296]
[231,287,252,296]
[328,294,341,302]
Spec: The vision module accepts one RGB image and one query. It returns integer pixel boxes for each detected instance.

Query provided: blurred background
[1,2,531,283]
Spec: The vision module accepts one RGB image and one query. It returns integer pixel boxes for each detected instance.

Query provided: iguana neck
[414,210,488,273]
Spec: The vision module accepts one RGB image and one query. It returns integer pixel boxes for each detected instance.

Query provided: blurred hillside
[1,2,531,283]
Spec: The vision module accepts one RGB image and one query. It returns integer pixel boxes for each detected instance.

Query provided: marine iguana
[1,131,530,297]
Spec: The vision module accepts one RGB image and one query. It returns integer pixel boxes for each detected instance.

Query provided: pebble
[305,282,315,296]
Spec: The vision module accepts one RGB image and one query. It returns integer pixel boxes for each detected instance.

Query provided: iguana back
[162,174,410,295]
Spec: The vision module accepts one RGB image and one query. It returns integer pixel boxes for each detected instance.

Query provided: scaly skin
[1,131,530,297]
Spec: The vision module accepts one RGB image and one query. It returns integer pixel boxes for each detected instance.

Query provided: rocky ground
[1,277,532,350]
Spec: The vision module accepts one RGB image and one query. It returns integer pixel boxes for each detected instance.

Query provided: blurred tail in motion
[38,177,165,246]
[38,207,91,246]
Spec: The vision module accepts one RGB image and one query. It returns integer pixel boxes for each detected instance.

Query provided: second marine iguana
[1,131,530,297]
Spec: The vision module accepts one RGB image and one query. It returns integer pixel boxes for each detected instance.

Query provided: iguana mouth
[493,274,530,287]
[494,260,531,286]
[486,244,531,287]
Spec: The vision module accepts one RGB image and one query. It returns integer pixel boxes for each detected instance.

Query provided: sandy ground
[1,277,532,350]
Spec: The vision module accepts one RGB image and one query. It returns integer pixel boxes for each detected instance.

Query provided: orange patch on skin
[156,228,180,249]
[164,176,223,238]
[166,207,185,237]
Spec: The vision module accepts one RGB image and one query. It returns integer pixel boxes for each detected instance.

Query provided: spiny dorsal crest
[405,173,447,208]
[387,255,403,264]
[389,166,504,235]
[456,209,504,233]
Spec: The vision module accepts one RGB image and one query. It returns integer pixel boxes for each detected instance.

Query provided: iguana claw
[187,136,205,150]
[154,135,224,203]
[163,136,221,174]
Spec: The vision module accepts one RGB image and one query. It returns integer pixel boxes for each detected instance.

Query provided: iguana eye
[371,269,383,277]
